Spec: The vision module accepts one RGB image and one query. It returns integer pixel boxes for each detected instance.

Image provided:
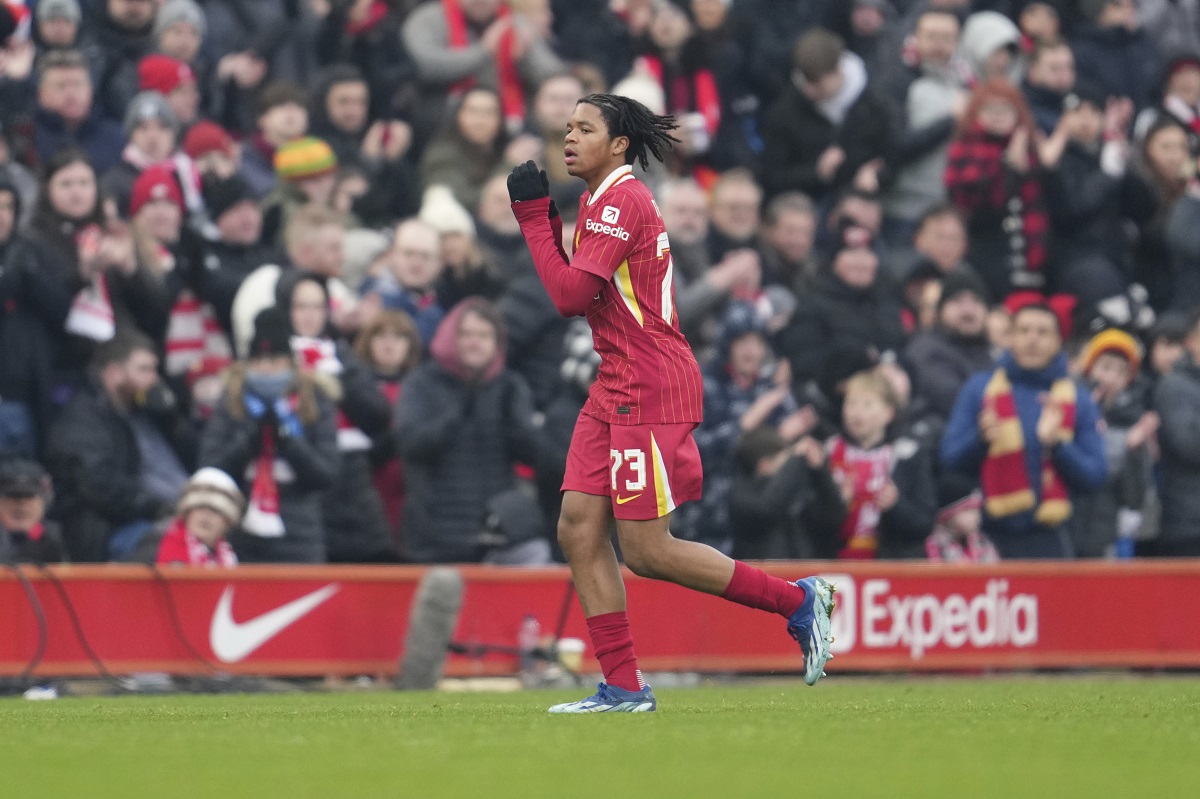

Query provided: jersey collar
[587,165,634,206]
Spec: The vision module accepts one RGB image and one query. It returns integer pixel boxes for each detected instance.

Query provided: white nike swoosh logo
[209,584,339,663]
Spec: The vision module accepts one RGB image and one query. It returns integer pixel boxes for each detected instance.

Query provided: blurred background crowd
[2,0,1200,567]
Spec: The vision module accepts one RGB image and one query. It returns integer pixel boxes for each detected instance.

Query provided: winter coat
[728,454,842,560]
[0,520,68,565]
[944,128,1051,300]
[1023,82,1066,137]
[81,10,154,122]
[498,271,571,411]
[760,53,893,202]
[903,327,995,421]
[418,130,503,215]
[1165,193,1200,313]
[46,391,189,562]
[322,342,395,563]
[1072,380,1153,558]
[32,108,124,175]
[886,66,965,223]
[395,304,542,563]
[196,239,276,336]
[775,270,907,386]
[199,366,340,563]
[1070,24,1162,111]
[1152,353,1200,545]
[312,5,415,122]
[940,352,1107,557]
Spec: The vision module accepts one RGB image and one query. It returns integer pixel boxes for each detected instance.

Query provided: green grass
[2,678,1198,798]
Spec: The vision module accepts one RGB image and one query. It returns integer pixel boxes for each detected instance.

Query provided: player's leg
[612,423,836,684]
[548,414,655,712]
[557,490,624,617]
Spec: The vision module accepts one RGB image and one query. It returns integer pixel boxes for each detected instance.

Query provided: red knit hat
[138,54,196,95]
[183,120,234,159]
[130,165,184,216]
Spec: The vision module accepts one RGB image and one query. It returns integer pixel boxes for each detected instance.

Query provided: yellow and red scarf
[980,369,1075,526]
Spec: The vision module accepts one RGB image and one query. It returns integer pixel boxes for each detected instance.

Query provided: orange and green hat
[274,137,337,182]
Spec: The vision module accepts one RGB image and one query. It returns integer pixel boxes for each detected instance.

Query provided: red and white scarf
[292,336,371,452]
[827,436,894,560]
[242,395,299,537]
[165,283,232,376]
[65,224,116,342]
[155,517,237,566]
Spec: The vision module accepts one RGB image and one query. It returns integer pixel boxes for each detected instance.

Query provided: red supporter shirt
[569,166,703,425]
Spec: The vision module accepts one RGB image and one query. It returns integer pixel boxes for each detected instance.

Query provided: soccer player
[508,94,835,713]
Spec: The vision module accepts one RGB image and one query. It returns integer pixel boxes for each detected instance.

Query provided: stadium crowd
[2,0,1200,566]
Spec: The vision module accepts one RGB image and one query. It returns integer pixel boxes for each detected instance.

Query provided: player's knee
[556,514,592,556]
[622,543,665,580]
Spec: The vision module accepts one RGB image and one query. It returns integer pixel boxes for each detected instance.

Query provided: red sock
[721,561,806,618]
[585,611,644,692]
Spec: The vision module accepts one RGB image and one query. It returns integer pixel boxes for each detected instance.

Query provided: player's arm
[508,161,606,317]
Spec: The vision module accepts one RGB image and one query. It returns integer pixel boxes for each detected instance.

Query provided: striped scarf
[827,436,894,560]
[980,369,1075,526]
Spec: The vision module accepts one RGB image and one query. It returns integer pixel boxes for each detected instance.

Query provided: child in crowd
[1073,328,1158,557]
[925,475,999,563]
[153,467,244,567]
[815,371,937,559]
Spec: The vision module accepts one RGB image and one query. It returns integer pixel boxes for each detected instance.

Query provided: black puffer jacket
[775,270,906,386]
[395,301,541,563]
[903,328,995,421]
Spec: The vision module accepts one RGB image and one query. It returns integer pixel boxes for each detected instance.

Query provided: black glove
[507,160,549,203]
[539,169,560,219]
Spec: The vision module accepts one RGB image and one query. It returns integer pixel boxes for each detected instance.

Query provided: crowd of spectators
[2,0,1200,567]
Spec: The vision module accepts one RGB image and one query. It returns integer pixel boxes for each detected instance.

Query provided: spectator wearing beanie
[183,120,246,186]
[199,306,339,564]
[153,0,212,112]
[197,175,271,334]
[128,165,233,379]
[277,270,394,563]
[35,0,82,50]
[261,136,351,247]
[240,82,310,199]
[138,53,200,129]
[84,0,159,121]
[136,467,244,566]
[101,91,179,216]
[905,268,996,421]
[1073,327,1156,558]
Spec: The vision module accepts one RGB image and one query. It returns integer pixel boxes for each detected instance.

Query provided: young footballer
[508,94,835,712]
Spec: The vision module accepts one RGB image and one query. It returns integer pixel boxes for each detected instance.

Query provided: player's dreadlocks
[578,93,680,171]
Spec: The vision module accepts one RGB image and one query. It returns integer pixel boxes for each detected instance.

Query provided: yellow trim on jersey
[650,433,676,517]
[613,260,644,327]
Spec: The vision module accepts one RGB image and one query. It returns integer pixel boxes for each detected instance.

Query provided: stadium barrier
[3,561,1200,678]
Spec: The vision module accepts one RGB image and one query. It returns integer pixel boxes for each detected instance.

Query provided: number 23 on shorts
[610,448,647,504]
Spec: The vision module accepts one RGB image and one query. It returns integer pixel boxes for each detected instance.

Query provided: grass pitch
[2,677,1197,798]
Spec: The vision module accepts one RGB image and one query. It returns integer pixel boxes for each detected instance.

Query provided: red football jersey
[570,165,703,425]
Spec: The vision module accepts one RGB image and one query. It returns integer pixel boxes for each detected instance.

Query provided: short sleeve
[571,189,645,280]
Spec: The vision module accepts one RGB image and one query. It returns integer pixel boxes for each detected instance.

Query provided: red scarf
[373,378,406,547]
[827,436,894,560]
[979,369,1075,525]
[443,0,525,131]
[156,517,237,566]
[243,394,302,538]
[293,336,372,452]
[65,224,115,342]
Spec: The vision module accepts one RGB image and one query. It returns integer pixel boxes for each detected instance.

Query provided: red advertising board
[2,561,1199,678]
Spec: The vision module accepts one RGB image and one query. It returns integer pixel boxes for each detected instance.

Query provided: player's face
[564,102,626,182]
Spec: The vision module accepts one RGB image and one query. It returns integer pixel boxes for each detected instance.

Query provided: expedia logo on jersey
[586,218,631,241]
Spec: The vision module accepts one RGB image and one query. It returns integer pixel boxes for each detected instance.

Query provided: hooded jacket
[395,299,542,563]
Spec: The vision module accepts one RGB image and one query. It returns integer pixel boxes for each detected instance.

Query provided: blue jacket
[360,277,445,348]
[940,352,1107,538]
[34,108,124,175]
[1070,24,1162,111]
